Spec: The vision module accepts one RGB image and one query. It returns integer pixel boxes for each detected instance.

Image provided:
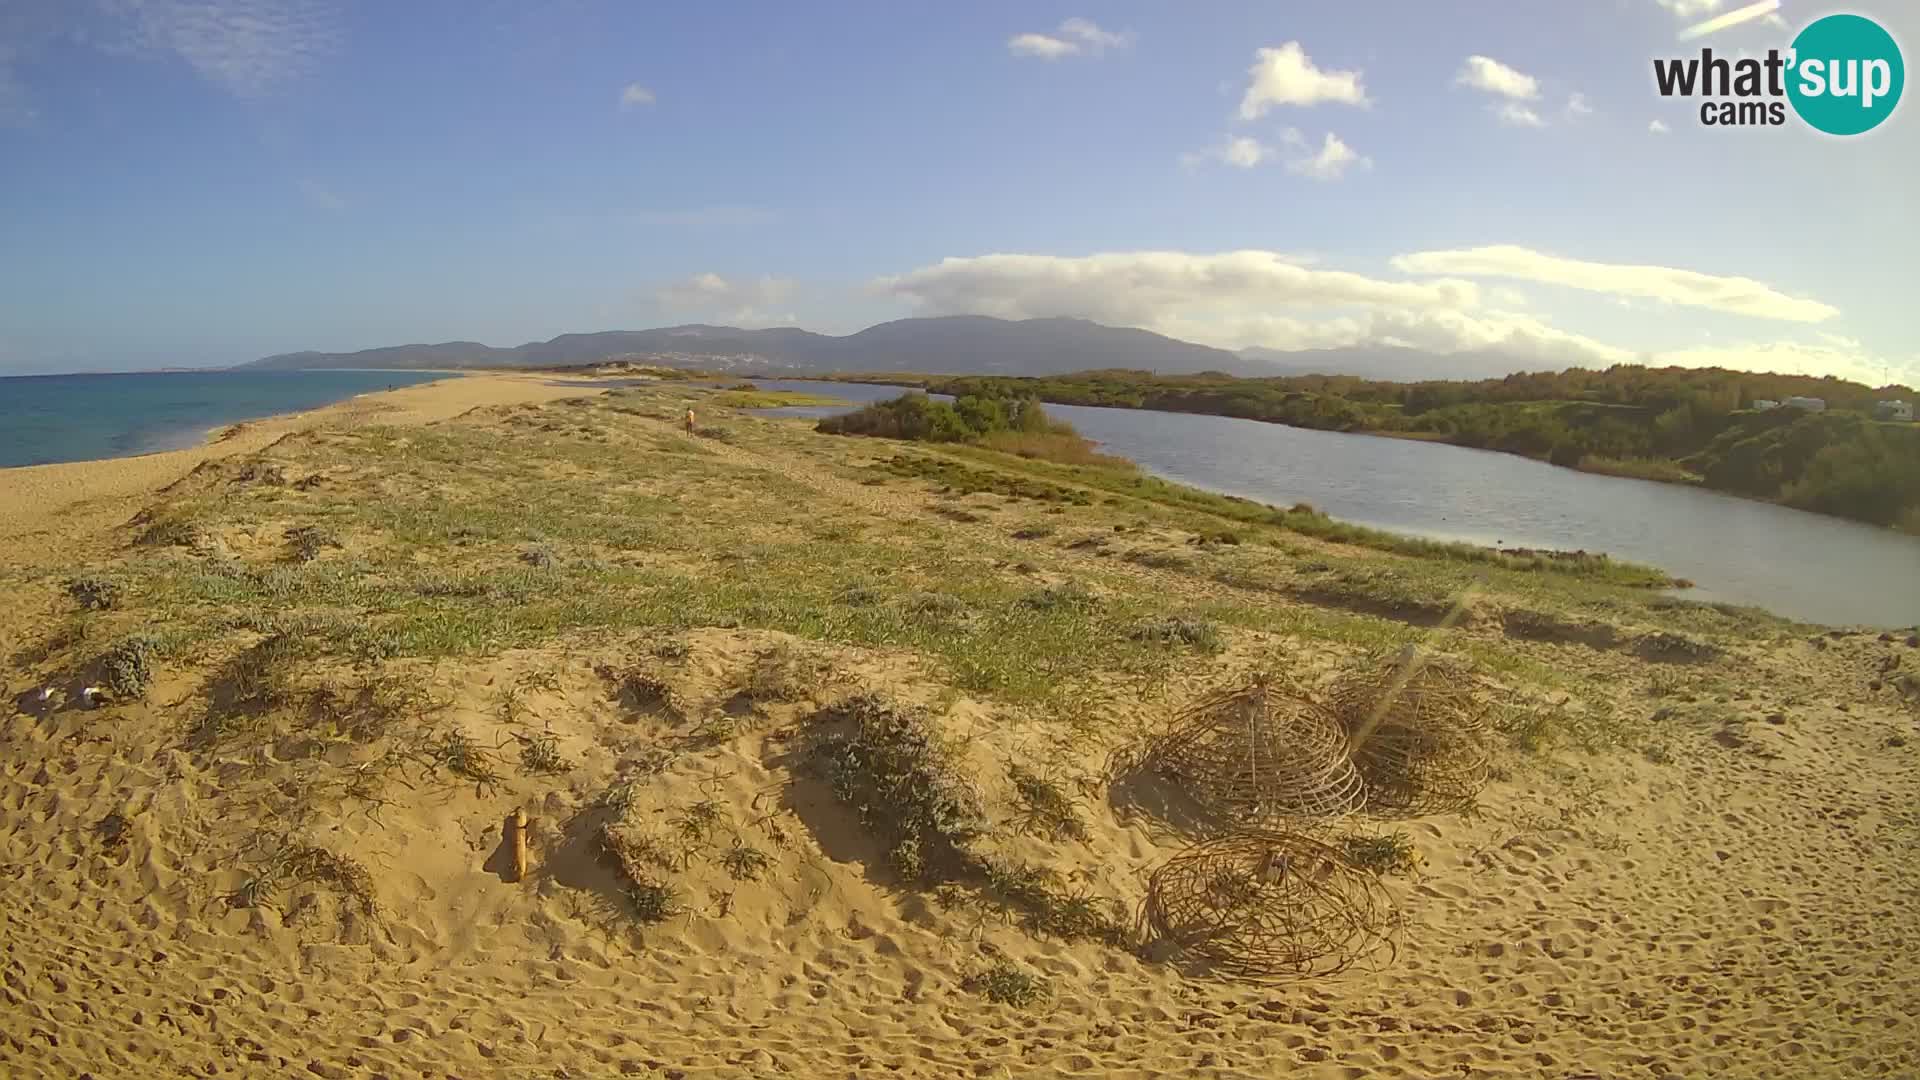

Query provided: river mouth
[748,379,1920,629]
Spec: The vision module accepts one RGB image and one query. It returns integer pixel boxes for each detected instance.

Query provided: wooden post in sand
[508,808,530,883]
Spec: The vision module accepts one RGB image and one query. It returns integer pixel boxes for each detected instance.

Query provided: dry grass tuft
[1127,617,1225,653]
[100,634,158,701]
[718,840,772,881]
[1008,764,1090,842]
[1340,830,1420,876]
[420,728,501,794]
[597,823,682,922]
[962,959,1049,1007]
[284,524,343,563]
[516,730,573,775]
[604,665,680,718]
[803,695,987,882]
[65,576,123,611]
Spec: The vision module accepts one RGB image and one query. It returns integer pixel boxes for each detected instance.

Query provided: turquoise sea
[0,370,446,469]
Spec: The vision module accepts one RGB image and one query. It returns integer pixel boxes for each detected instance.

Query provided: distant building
[1752,399,1781,411]
[1876,399,1914,422]
[1783,396,1827,412]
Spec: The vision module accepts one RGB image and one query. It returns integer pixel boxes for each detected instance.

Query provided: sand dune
[2,376,1916,1078]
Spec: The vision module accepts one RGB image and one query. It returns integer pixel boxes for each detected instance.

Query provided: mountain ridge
[240,315,1553,381]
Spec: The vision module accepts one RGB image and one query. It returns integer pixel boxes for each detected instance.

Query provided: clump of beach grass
[803,695,987,882]
[66,576,123,611]
[962,960,1049,1007]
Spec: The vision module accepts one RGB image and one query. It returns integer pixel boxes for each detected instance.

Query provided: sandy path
[0,373,599,567]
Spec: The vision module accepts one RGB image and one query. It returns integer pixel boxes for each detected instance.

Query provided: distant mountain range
[239,315,1556,382]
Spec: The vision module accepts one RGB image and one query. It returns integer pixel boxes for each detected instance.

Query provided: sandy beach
[2,374,1916,1079]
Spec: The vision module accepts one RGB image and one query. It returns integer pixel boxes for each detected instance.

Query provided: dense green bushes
[1687,412,1920,528]
[817,391,1116,468]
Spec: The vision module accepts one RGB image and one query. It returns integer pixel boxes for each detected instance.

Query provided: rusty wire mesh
[1141,677,1367,825]
[1138,829,1396,980]
[1329,647,1491,817]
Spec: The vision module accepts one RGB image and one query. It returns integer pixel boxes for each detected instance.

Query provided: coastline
[0,371,605,567]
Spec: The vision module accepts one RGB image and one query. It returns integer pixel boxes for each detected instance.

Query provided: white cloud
[1281,129,1368,181]
[1008,33,1075,59]
[1566,92,1593,118]
[298,178,344,211]
[1650,118,1672,133]
[619,82,655,109]
[1495,102,1546,127]
[654,273,798,327]
[1008,18,1131,60]
[1654,0,1726,15]
[874,251,1478,329]
[1456,56,1539,100]
[1654,340,1916,386]
[869,248,1905,382]
[1058,17,1127,51]
[1390,244,1840,322]
[100,0,340,99]
[1182,134,1273,169]
[1238,43,1370,118]
[872,250,1626,368]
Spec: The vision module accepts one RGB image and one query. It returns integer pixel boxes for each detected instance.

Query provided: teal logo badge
[1786,14,1904,135]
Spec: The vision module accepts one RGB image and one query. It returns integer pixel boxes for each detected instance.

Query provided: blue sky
[0,0,1914,383]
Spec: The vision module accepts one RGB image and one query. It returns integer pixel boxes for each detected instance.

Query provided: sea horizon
[0,369,447,469]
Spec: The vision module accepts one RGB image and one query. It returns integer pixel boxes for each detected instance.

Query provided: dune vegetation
[2,375,1916,1077]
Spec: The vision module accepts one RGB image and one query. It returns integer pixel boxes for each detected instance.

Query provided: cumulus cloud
[1389,245,1839,322]
[1007,17,1131,59]
[654,273,797,327]
[869,248,1904,381]
[1654,340,1916,386]
[619,82,655,109]
[1650,118,1672,133]
[1238,43,1369,118]
[875,251,1477,328]
[1456,56,1539,100]
[1181,134,1273,169]
[1494,102,1546,127]
[1280,129,1368,180]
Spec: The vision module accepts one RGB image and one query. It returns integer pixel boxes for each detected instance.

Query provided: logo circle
[1787,14,1904,136]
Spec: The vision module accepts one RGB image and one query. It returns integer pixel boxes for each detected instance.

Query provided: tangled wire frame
[1139,830,1396,980]
[1331,648,1491,817]
[1142,677,1367,824]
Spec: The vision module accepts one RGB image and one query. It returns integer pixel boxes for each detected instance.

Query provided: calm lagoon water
[0,370,446,469]
[751,379,1920,629]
